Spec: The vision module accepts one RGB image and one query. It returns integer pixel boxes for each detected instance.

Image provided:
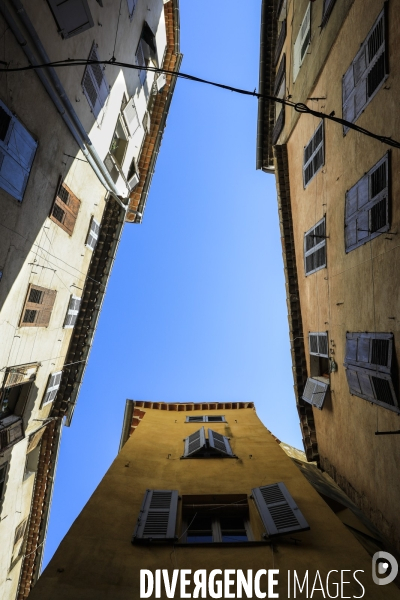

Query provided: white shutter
[309,333,328,357]
[183,427,206,457]
[64,296,81,328]
[86,217,100,251]
[252,482,310,537]
[47,0,94,38]
[304,217,326,276]
[208,429,234,457]
[303,121,324,187]
[133,490,178,541]
[156,73,167,92]
[42,371,62,406]
[82,45,109,118]
[142,112,151,134]
[293,4,311,82]
[302,377,329,409]
[123,99,140,137]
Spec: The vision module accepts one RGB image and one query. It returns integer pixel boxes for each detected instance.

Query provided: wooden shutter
[42,371,63,406]
[19,285,56,327]
[304,217,326,275]
[208,429,234,457]
[0,100,37,202]
[133,489,178,541]
[252,482,310,537]
[309,332,328,357]
[50,182,81,235]
[302,377,329,409]
[344,332,393,373]
[64,295,81,328]
[123,99,140,137]
[3,363,38,388]
[86,217,100,250]
[303,121,324,187]
[48,0,94,38]
[82,45,109,118]
[342,7,387,130]
[27,427,45,453]
[345,366,398,410]
[183,427,206,457]
[126,0,137,20]
[345,153,389,252]
[293,4,310,82]
[321,0,337,27]
[0,416,24,450]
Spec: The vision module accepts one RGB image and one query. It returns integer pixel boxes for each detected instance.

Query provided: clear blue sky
[43,0,302,568]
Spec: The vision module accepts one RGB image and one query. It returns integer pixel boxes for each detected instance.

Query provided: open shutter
[20,285,56,327]
[47,0,94,38]
[302,377,329,409]
[345,366,398,410]
[303,121,324,187]
[293,4,310,82]
[133,489,178,541]
[183,427,206,457]
[252,482,310,537]
[50,182,81,235]
[345,332,393,374]
[82,45,109,118]
[208,429,234,457]
[42,371,62,406]
[126,0,137,20]
[36,289,57,327]
[86,217,100,250]
[123,98,140,137]
[0,416,24,450]
[304,218,326,275]
[309,332,328,357]
[27,427,46,453]
[64,296,81,328]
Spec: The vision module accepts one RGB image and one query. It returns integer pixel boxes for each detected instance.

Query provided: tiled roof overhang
[274,144,320,465]
[256,0,277,173]
[126,0,182,223]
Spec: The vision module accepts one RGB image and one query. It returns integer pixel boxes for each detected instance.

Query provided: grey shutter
[344,333,393,374]
[321,0,337,27]
[86,218,100,250]
[309,332,328,357]
[42,371,62,406]
[304,218,326,275]
[345,366,398,410]
[135,40,146,85]
[345,153,389,252]
[123,98,140,136]
[48,0,94,38]
[82,45,109,118]
[293,4,310,82]
[64,296,81,328]
[303,122,324,187]
[133,490,178,541]
[302,377,329,409]
[183,427,206,457]
[126,0,137,20]
[0,101,37,201]
[252,482,310,537]
[208,429,234,457]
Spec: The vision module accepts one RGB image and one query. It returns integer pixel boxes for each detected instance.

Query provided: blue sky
[43,0,302,567]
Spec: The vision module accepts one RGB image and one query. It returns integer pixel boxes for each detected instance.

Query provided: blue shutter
[47,0,94,38]
[82,45,109,118]
[252,482,310,537]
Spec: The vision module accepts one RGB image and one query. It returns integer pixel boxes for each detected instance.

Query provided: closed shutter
[309,332,328,357]
[82,45,109,118]
[342,8,387,130]
[27,427,45,453]
[303,121,324,187]
[133,489,178,541]
[19,285,56,328]
[345,366,398,410]
[64,295,81,328]
[0,463,7,501]
[208,429,234,457]
[304,218,326,276]
[0,101,37,201]
[183,427,206,457]
[50,182,81,235]
[274,55,286,96]
[302,377,329,409]
[293,4,311,82]
[86,217,100,250]
[126,0,137,20]
[0,417,24,450]
[345,153,389,252]
[344,332,392,373]
[123,98,140,137]
[252,482,310,537]
[321,0,337,27]
[42,371,63,406]
[47,0,94,38]
[135,40,147,85]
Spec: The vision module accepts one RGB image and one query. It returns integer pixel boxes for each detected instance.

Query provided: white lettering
[353,571,365,599]
[294,571,308,598]
[140,570,153,599]
[326,570,338,599]
[311,571,326,598]
[237,569,253,598]
[193,570,207,599]
[341,570,351,598]
[268,570,279,598]
[224,570,236,598]
[155,570,161,599]
[180,570,192,598]
[254,569,267,599]
[162,570,179,598]
[209,569,223,599]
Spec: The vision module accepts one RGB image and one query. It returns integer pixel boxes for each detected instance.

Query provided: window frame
[185,416,226,423]
[50,180,81,235]
[181,514,253,544]
[86,217,100,251]
[303,121,324,188]
[63,295,81,329]
[309,332,329,358]
[293,3,311,82]
[41,371,63,407]
[304,217,327,276]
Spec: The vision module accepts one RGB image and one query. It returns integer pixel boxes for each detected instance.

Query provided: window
[302,377,329,409]
[321,0,337,27]
[344,333,399,412]
[24,428,45,479]
[110,116,129,167]
[50,181,81,235]
[86,217,100,251]
[82,44,109,118]
[0,463,8,506]
[123,98,140,137]
[0,364,37,421]
[303,121,324,187]
[185,416,226,423]
[126,0,137,20]
[10,519,28,570]
[47,0,93,38]
[0,417,24,451]
[0,100,37,201]
[304,217,326,276]
[182,427,235,458]
[342,8,387,129]
[274,20,287,67]
[42,371,62,406]
[309,332,328,357]
[135,22,158,86]
[64,295,81,328]
[252,483,310,537]
[293,3,311,82]
[19,285,56,328]
[345,153,389,252]
[272,55,286,145]
[127,157,140,190]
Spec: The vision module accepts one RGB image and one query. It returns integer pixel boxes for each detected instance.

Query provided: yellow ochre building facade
[28,401,399,599]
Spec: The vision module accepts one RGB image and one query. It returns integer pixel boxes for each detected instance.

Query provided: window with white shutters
[132,489,179,542]
[309,333,329,357]
[47,0,94,38]
[303,121,324,187]
[302,377,329,409]
[185,416,226,423]
[208,429,234,457]
[122,98,140,137]
[182,427,235,458]
[345,153,389,252]
[64,296,81,328]
[344,333,399,412]
[0,100,37,201]
[86,217,100,251]
[342,8,387,130]
[252,482,310,537]
[304,217,326,276]
[293,3,311,82]
[42,371,62,406]
[19,285,57,328]
[82,44,109,119]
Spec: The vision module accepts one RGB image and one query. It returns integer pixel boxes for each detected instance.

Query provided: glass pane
[220,516,248,543]
[186,514,213,543]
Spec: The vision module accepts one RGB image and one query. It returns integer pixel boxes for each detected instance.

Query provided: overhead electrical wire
[1,59,399,150]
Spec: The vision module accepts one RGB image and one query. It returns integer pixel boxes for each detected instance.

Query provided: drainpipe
[7,0,130,212]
